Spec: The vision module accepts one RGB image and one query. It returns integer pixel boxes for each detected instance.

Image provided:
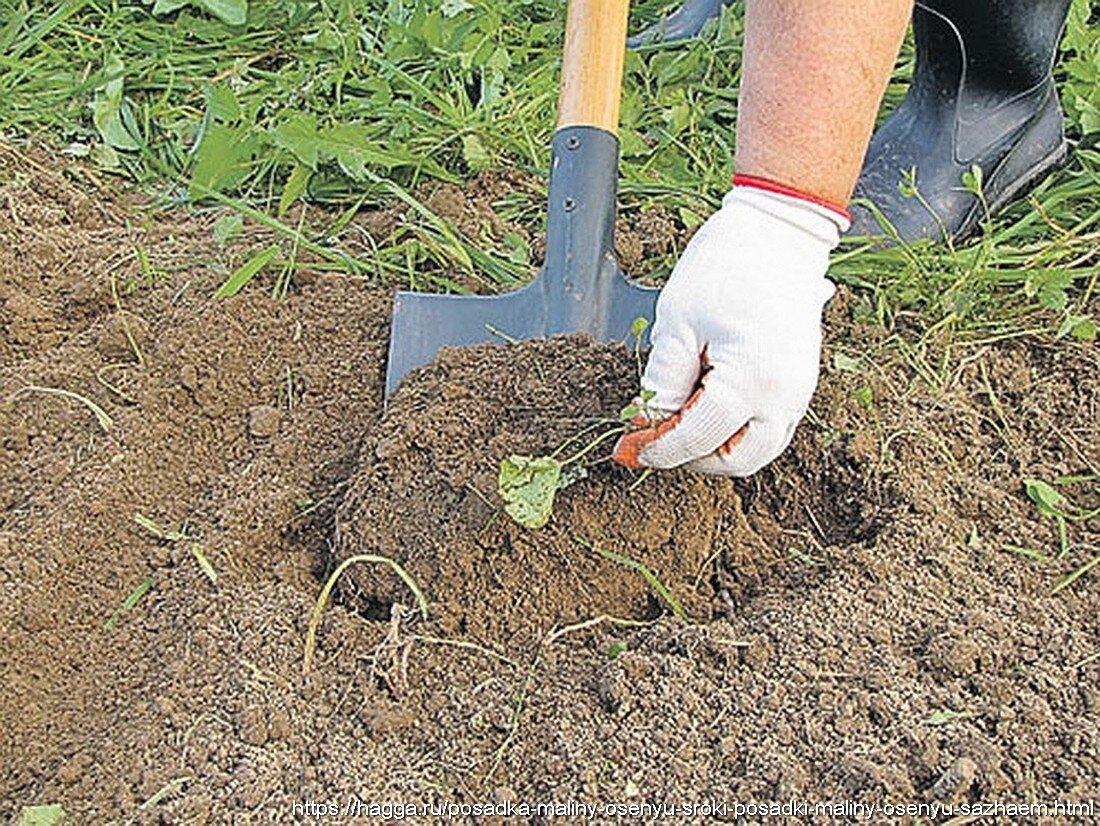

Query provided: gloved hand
[613,178,850,476]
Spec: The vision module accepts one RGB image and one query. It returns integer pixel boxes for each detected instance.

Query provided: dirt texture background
[1,144,1097,823]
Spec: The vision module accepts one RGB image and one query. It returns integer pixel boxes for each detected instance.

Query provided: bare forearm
[734,0,912,206]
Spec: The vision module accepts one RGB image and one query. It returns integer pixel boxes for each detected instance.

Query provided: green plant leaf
[212,213,244,245]
[204,84,241,123]
[498,455,562,529]
[104,575,153,631]
[213,246,280,297]
[92,55,140,151]
[278,164,313,214]
[189,122,259,197]
[322,124,408,178]
[271,113,321,168]
[461,133,491,171]
[199,0,247,25]
[152,0,247,26]
[191,543,218,584]
[833,353,862,372]
[18,804,67,826]
[1024,478,1069,518]
[924,709,973,726]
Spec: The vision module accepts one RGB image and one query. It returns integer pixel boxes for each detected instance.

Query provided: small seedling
[1022,476,1099,558]
[924,709,974,726]
[1008,475,1100,595]
[606,640,628,659]
[497,318,654,529]
[213,245,281,298]
[134,513,217,584]
[104,575,153,631]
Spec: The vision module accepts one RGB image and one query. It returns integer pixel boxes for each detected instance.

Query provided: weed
[133,513,217,584]
[104,575,154,631]
[12,385,114,432]
[16,804,66,826]
[924,709,974,726]
[1006,474,1100,595]
[304,553,429,673]
[574,536,688,622]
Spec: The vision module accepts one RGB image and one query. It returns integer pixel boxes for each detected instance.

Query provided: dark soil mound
[335,337,734,646]
[333,335,895,651]
[2,144,1096,822]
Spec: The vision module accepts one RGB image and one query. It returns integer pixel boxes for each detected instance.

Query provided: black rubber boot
[850,0,1071,243]
[627,0,735,47]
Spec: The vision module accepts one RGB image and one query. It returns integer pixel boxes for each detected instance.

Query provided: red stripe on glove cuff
[731,173,852,224]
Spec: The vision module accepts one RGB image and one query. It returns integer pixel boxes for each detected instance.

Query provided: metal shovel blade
[384,126,658,396]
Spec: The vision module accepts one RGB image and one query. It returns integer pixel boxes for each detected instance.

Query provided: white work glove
[613,181,849,477]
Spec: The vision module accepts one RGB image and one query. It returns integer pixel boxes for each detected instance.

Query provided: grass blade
[16,385,113,432]
[304,553,429,673]
[1052,555,1100,595]
[104,575,153,631]
[213,245,280,298]
[190,543,218,584]
[575,536,688,622]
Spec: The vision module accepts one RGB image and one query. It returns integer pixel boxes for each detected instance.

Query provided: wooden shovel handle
[556,0,630,134]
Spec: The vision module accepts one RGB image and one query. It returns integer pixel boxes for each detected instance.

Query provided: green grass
[0,0,1096,345]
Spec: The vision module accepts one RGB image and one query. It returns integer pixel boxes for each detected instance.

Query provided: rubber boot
[850,0,1071,243]
[627,0,735,47]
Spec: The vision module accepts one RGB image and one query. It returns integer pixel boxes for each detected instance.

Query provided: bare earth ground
[1,145,1097,823]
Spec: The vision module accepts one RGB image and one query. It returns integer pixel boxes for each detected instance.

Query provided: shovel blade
[384,268,658,396]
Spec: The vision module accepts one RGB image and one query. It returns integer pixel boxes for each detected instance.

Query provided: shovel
[384,0,659,395]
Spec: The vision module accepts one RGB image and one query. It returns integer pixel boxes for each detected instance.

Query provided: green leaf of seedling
[1059,314,1097,341]
[461,133,491,171]
[640,388,656,403]
[152,0,247,26]
[271,113,322,168]
[606,640,628,659]
[498,455,562,529]
[620,404,640,421]
[204,84,241,123]
[189,121,260,197]
[960,163,983,196]
[924,709,973,726]
[1002,543,1051,562]
[191,543,218,584]
[833,353,862,373]
[851,385,874,410]
[322,124,408,178]
[104,575,153,631]
[18,804,67,826]
[558,462,588,490]
[631,317,649,338]
[199,0,247,26]
[897,167,919,199]
[441,0,474,16]
[1024,478,1069,518]
[213,246,280,298]
[1052,555,1100,595]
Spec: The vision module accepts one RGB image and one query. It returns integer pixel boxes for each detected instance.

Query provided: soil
[1,143,1097,823]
